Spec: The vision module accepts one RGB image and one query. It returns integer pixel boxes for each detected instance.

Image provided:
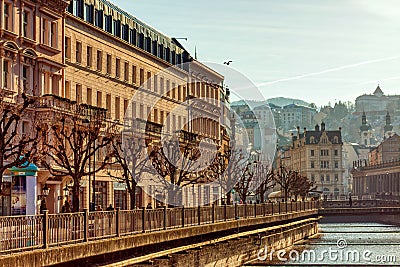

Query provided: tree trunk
[226,191,232,205]
[129,184,136,210]
[260,187,265,203]
[243,194,247,203]
[72,182,80,212]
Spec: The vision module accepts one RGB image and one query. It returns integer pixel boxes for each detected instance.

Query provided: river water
[247,222,400,266]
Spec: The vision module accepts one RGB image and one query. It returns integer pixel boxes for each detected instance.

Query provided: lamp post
[39,184,50,214]
[83,118,96,211]
[63,184,70,199]
[92,138,96,211]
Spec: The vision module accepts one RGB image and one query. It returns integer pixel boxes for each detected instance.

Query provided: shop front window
[95,181,107,210]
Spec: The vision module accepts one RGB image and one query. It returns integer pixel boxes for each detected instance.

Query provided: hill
[231,97,311,109]
[267,97,310,107]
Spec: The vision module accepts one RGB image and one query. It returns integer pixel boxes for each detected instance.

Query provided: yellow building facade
[1,0,226,213]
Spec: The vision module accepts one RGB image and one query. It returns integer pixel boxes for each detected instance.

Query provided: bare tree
[0,93,39,192]
[274,166,313,201]
[274,165,296,201]
[40,106,114,212]
[290,172,313,201]
[208,148,248,204]
[108,129,154,209]
[148,133,205,207]
[235,160,256,203]
[254,164,275,203]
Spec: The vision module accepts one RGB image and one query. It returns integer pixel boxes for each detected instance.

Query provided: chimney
[304,128,307,134]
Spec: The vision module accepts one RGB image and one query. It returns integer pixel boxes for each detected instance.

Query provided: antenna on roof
[195,46,197,60]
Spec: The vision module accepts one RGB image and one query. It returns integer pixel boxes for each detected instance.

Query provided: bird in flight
[223,60,233,65]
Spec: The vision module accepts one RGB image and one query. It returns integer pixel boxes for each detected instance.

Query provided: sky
[112,0,400,107]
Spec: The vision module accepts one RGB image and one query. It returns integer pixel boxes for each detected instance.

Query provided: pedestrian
[349,195,352,207]
[106,204,114,211]
[62,200,71,213]
[146,203,152,209]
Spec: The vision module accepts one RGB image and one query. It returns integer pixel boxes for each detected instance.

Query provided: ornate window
[2,60,11,89]
[3,2,12,32]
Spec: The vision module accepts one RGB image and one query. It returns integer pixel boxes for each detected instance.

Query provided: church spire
[384,111,393,137]
[361,111,367,125]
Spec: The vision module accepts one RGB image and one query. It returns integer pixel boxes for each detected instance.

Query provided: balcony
[34,94,107,122]
[145,120,162,136]
[35,94,76,112]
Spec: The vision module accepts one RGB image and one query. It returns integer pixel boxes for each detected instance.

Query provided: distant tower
[373,85,384,97]
[360,111,373,146]
[384,112,393,139]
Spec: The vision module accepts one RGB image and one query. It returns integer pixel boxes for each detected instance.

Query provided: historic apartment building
[280,103,316,131]
[368,134,400,166]
[280,123,345,198]
[1,0,227,214]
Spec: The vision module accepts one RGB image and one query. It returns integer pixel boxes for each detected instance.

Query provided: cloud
[357,76,400,86]
[256,56,400,87]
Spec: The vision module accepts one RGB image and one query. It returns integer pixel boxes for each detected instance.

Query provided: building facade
[355,85,400,114]
[0,0,70,215]
[1,0,227,214]
[281,103,316,131]
[352,161,400,198]
[280,123,345,199]
[368,134,400,166]
[352,132,400,199]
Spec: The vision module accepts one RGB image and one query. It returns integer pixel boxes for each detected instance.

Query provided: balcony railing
[35,94,76,112]
[34,94,107,121]
[0,201,318,254]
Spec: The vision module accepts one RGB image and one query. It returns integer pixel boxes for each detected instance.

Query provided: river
[246,222,400,266]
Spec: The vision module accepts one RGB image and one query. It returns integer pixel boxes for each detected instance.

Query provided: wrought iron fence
[0,215,43,252]
[0,201,319,254]
[48,212,85,245]
[321,199,400,208]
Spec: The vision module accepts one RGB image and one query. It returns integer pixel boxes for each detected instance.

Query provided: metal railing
[321,199,400,208]
[0,201,318,254]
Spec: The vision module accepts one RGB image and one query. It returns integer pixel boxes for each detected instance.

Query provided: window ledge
[21,36,36,46]
[1,29,18,39]
[39,43,61,54]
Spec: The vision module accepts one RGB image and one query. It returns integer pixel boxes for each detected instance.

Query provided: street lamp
[39,184,50,214]
[42,184,50,196]
[63,184,70,198]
